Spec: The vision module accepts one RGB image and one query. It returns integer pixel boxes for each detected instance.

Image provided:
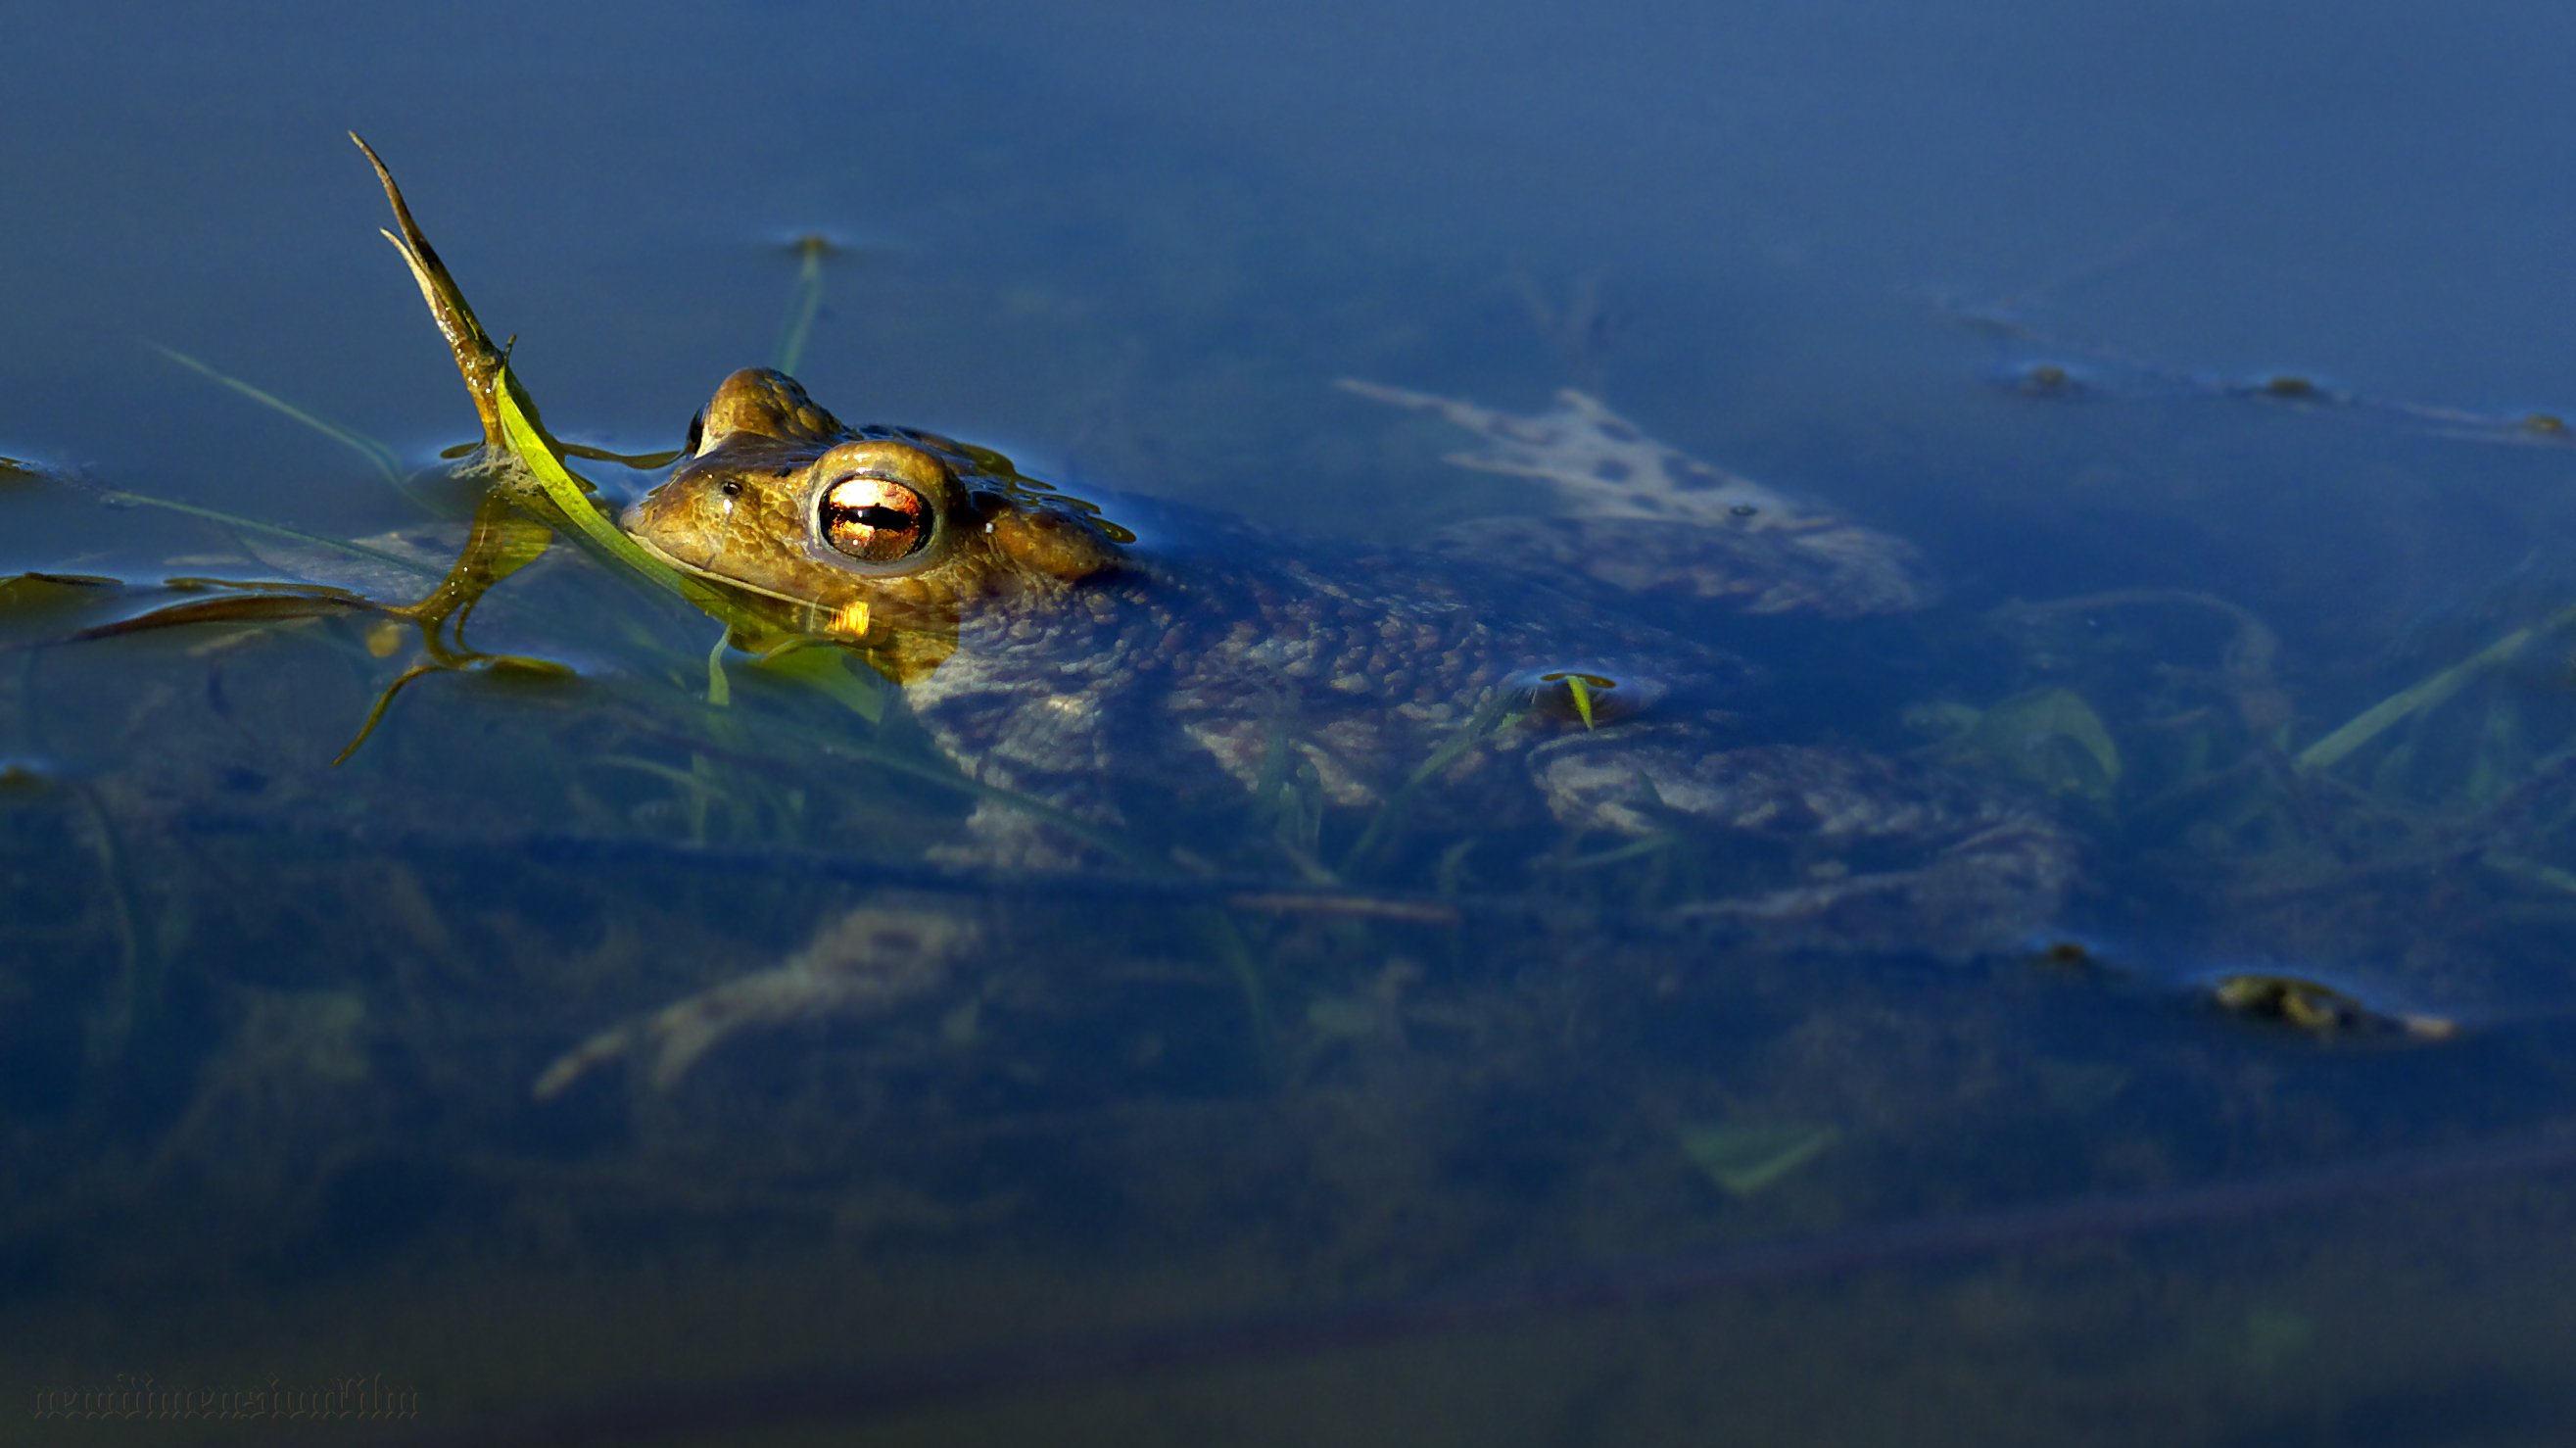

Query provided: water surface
[9,3,2576,1443]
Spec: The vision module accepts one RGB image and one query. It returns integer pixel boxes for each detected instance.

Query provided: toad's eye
[818,473,933,562]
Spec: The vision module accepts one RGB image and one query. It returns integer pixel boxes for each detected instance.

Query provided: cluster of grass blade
[1938,558,2576,1028]
[1949,302,2576,953]
[2292,599,2576,775]
[1941,291,2576,941]
[2239,576,2576,841]
[50,372,588,765]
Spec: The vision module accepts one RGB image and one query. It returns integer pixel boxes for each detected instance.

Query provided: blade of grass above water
[493,364,696,596]
[774,235,830,375]
[146,341,407,491]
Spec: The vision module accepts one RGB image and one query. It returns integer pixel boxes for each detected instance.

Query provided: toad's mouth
[615,514,813,609]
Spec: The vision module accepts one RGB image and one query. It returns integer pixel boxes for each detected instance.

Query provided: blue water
[8,2,2576,1443]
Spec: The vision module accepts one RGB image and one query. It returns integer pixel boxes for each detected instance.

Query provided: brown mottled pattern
[1340,381,1939,617]
[896,539,1742,856]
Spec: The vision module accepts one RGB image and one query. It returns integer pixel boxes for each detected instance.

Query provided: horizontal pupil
[838,505,916,532]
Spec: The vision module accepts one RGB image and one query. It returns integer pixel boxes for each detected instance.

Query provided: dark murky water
[10,2,2576,1443]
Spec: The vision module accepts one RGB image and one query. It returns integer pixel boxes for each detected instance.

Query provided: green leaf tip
[1679,1121,1840,1198]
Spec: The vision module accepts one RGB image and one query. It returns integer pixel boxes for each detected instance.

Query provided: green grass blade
[1340,693,1529,874]
[2296,599,2576,772]
[146,341,406,490]
[494,362,696,595]
[773,235,830,375]
[93,489,449,583]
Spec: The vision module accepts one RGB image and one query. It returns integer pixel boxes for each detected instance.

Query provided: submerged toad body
[621,367,2064,904]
